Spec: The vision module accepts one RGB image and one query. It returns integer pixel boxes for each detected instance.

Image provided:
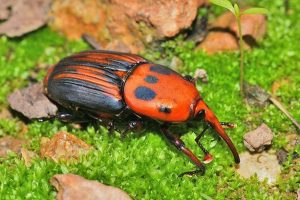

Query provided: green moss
[0,0,299,199]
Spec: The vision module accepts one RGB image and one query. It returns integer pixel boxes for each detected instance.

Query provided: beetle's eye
[196,109,205,119]
[183,75,195,82]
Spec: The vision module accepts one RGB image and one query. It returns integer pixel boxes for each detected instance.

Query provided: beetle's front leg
[161,124,205,176]
[220,122,235,129]
[107,121,115,134]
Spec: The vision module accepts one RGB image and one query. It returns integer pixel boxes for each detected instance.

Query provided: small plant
[210,0,268,97]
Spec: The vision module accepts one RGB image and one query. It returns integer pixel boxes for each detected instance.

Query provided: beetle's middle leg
[121,120,143,139]
[161,124,205,176]
[195,124,213,164]
[195,122,236,163]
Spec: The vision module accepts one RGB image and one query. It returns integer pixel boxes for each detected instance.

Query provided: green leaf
[210,0,234,14]
[242,7,268,15]
[234,3,240,17]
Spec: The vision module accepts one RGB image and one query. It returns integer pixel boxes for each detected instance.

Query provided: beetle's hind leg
[161,124,205,177]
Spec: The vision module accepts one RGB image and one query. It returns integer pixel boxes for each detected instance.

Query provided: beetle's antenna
[195,101,240,164]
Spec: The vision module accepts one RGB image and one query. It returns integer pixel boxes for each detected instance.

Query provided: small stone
[0,136,25,157]
[0,0,51,37]
[194,69,208,83]
[40,131,91,162]
[230,13,267,41]
[243,123,273,152]
[198,10,267,54]
[236,151,281,184]
[197,31,238,54]
[213,10,267,41]
[50,174,132,200]
[50,0,207,53]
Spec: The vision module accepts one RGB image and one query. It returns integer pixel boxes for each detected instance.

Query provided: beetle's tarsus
[161,125,205,176]
[107,121,115,134]
[220,122,236,129]
[56,110,89,123]
[178,168,205,177]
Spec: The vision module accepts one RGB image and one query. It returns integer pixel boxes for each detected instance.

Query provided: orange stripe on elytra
[64,66,112,79]
[70,52,145,64]
[64,65,107,74]
[65,65,128,78]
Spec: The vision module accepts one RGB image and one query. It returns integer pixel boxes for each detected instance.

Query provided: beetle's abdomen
[45,61,125,115]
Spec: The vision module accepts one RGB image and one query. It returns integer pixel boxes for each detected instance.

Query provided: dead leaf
[21,148,38,167]
[244,83,270,107]
[40,131,91,162]
[50,174,132,200]
[243,123,273,152]
[8,82,58,119]
[0,0,51,37]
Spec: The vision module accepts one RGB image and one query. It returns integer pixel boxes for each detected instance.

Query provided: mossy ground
[0,0,299,199]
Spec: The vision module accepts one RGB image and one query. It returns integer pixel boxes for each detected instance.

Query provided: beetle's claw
[220,122,236,129]
[203,153,213,164]
[178,167,206,177]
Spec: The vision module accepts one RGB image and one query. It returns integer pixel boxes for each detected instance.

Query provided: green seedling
[210,0,268,97]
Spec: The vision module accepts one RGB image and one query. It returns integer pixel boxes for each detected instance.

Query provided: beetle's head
[194,99,240,164]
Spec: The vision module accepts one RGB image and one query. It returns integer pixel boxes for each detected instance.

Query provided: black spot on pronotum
[150,65,173,75]
[144,75,158,84]
[159,106,172,114]
[135,86,156,101]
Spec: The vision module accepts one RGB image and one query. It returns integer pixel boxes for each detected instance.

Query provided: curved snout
[195,100,240,164]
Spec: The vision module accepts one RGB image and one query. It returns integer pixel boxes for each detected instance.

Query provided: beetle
[43,50,240,176]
